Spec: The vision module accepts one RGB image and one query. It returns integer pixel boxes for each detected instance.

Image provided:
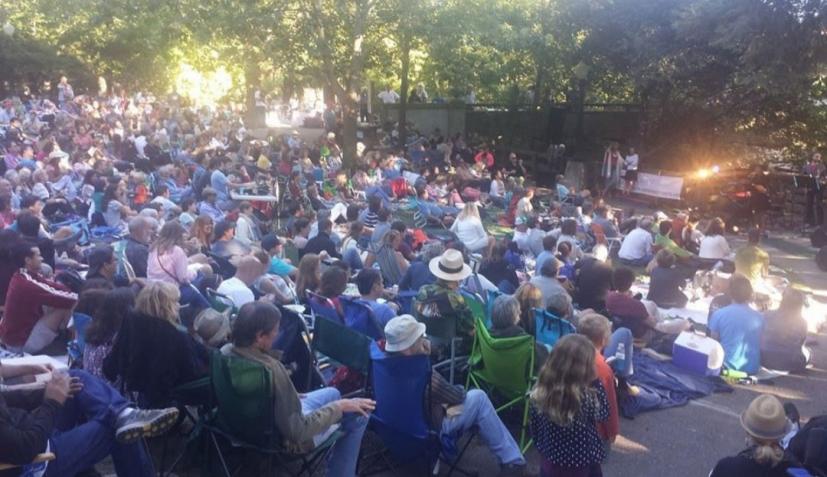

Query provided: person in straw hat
[381,315,528,476]
[710,394,799,476]
[413,248,475,340]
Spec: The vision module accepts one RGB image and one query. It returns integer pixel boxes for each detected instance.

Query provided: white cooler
[672,331,724,376]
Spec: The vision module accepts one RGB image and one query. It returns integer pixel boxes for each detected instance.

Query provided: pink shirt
[147,246,195,285]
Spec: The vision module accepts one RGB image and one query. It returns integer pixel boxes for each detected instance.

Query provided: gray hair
[539,256,560,278]
[491,295,521,330]
[128,215,153,234]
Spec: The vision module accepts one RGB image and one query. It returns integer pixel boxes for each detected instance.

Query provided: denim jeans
[440,389,525,466]
[300,387,368,477]
[618,254,653,268]
[603,328,634,378]
[44,370,154,477]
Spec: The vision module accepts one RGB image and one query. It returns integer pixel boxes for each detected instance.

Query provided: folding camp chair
[0,453,56,476]
[312,315,373,397]
[205,353,341,477]
[67,312,93,368]
[534,308,576,350]
[283,240,300,267]
[364,342,475,477]
[158,376,213,477]
[460,289,487,329]
[466,318,535,451]
[206,288,236,316]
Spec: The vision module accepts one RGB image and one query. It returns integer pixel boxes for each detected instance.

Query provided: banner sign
[633,172,684,200]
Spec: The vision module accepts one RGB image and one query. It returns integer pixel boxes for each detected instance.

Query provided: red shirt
[474,151,494,169]
[0,269,78,347]
[595,350,619,441]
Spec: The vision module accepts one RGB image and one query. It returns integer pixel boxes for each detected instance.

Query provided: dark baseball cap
[261,233,282,251]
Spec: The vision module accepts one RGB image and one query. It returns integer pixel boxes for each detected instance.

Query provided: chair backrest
[468,318,534,399]
[283,240,300,267]
[369,342,437,463]
[210,352,275,447]
[307,291,343,323]
[533,308,576,349]
[206,288,235,314]
[484,289,503,329]
[312,316,372,375]
[414,308,457,350]
[67,312,93,365]
[460,290,486,326]
[343,296,385,340]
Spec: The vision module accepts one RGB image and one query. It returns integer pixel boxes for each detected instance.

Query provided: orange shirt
[595,349,619,441]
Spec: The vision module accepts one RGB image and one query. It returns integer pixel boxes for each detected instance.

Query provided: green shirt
[734,245,769,283]
[654,233,693,258]
[413,281,475,338]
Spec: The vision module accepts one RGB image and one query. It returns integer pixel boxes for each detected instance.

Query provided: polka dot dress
[530,381,610,468]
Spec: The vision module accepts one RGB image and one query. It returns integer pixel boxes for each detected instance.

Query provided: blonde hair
[531,334,597,426]
[457,202,481,221]
[577,313,612,346]
[514,283,543,334]
[135,281,181,325]
[749,437,785,467]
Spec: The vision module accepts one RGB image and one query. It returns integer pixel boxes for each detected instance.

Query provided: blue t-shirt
[535,250,555,273]
[211,170,230,201]
[268,257,296,277]
[363,299,396,327]
[709,303,764,374]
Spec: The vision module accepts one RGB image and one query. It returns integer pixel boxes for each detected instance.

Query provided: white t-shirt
[699,235,731,260]
[618,227,653,260]
[378,90,400,104]
[625,154,639,171]
[217,277,255,308]
[489,179,503,198]
[516,197,533,217]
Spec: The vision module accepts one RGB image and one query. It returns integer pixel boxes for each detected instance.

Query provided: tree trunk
[341,93,359,168]
[244,57,260,126]
[398,34,412,148]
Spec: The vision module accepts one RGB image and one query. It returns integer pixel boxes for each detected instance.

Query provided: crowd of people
[0,80,823,477]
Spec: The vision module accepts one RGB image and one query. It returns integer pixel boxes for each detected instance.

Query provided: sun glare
[174,63,233,108]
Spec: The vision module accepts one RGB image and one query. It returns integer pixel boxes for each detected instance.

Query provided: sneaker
[115,408,180,444]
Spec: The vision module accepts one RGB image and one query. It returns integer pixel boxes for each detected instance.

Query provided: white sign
[633,172,684,200]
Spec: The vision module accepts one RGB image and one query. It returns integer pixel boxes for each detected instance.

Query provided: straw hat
[740,394,791,441]
[429,249,472,282]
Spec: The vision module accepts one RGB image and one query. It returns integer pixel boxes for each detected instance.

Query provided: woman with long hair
[514,282,543,335]
[450,202,495,257]
[294,253,322,304]
[364,229,409,287]
[148,221,209,309]
[101,179,133,229]
[84,287,135,384]
[190,215,214,254]
[530,334,609,477]
[135,281,181,325]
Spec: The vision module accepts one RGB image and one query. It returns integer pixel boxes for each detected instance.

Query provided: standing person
[601,142,623,198]
[57,75,74,106]
[623,147,639,195]
[802,152,824,229]
[530,334,610,477]
[709,394,797,477]
[377,85,400,104]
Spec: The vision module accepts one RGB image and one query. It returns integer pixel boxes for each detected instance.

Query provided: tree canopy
[1,0,824,162]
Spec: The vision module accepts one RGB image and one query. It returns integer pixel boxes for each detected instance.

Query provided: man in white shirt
[618,218,654,267]
[234,201,260,246]
[624,147,639,195]
[216,256,263,308]
[377,86,400,104]
[512,216,544,258]
[516,187,534,219]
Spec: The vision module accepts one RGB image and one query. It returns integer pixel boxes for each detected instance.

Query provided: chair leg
[209,432,233,477]
[449,340,456,385]
[519,400,532,453]
[445,431,478,477]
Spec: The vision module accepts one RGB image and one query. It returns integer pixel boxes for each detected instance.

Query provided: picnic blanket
[620,351,733,418]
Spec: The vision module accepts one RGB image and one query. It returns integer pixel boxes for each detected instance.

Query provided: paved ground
[109,229,827,477]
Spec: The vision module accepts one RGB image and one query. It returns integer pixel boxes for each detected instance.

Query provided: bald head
[235,255,264,285]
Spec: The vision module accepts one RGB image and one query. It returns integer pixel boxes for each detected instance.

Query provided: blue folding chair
[341,296,384,340]
[67,312,93,368]
[366,343,474,476]
[534,308,576,349]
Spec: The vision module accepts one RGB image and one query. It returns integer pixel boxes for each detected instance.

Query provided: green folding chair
[205,353,341,476]
[465,318,535,452]
[460,290,488,329]
[312,315,373,397]
[415,310,467,385]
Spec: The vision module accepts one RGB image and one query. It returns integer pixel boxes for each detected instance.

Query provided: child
[530,334,610,477]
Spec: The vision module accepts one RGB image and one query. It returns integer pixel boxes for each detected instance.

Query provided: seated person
[592,205,620,238]
[605,267,657,343]
[710,394,798,477]
[556,242,576,282]
[556,219,584,261]
[734,228,770,287]
[356,268,398,327]
[617,218,654,267]
[399,242,442,292]
[0,361,179,477]
[709,274,764,375]
[529,258,573,318]
[654,220,694,261]
[699,217,733,265]
[303,219,341,260]
[489,295,548,369]
[0,243,78,354]
[479,242,520,294]
[573,245,613,314]
[382,315,527,474]
[761,288,810,373]
[364,230,408,287]
[223,302,373,476]
[646,250,691,309]
[210,220,251,259]
[413,249,475,341]
[216,255,264,309]
[261,233,298,279]
[534,235,558,275]
[576,313,631,448]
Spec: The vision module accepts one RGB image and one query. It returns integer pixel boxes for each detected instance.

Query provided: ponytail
[750,438,784,467]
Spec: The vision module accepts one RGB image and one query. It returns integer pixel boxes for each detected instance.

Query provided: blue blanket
[620,352,733,418]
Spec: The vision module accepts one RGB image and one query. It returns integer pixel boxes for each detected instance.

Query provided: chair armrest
[0,452,56,471]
